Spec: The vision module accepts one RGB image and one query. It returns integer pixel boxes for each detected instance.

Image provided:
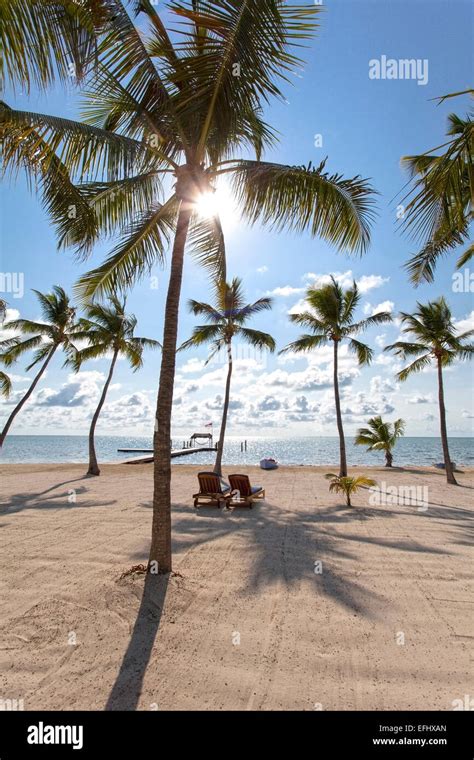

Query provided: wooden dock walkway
[119,446,217,465]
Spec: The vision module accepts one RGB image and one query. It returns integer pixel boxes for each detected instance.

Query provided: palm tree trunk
[214,341,233,477]
[437,356,457,485]
[87,349,119,477]
[333,340,348,477]
[385,449,393,467]
[149,202,193,574]
[0,345,56,447]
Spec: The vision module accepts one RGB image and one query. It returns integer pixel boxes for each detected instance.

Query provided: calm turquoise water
[0,435,472,466]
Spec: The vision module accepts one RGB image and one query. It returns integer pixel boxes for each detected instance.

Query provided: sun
[195,181,239,229]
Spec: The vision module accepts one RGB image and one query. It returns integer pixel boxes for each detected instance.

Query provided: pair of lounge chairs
[193,472,265,510]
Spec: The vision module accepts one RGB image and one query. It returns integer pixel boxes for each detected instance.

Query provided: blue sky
[1,0,473,438]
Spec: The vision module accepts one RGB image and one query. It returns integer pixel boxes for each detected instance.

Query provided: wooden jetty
[119,444,217,465]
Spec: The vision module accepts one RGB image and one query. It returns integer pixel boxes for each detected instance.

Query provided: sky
[0,0,473,439]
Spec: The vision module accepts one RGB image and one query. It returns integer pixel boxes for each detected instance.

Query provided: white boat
[260,458,279,470]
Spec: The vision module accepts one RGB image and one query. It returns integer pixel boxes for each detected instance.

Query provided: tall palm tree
[355,416,405,467]
[400,104,473,284]
[385,298,473,485]
[280,277,392,476]
[2,2,377,573]
[181,278,275,476]
[71,296,160,476]
[0,286,77,446]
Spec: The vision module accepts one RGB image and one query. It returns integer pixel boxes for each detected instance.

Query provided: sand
[0,463,472,711]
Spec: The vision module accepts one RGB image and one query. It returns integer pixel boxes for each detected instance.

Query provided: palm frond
[74,195,178,302]
[348,338,373,366]
[348,311,393,335]
[187,210,226,281]
[0,336,45,367]
[171,0,321,162]
[236,326,276,351]
[400,112,473,283]
[230,159,376,253]
[457,242,474,269]
[26,342,56,372]
[279,333,328,354]
[1,102,153,183]
[397,353,433,382]
[179,324,222,350]
[1,0,104,93]
[0,370,12,398]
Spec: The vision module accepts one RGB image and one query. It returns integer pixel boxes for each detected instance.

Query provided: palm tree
[181,278,275,476]
[355,416,405,467]
[280,277,392,477]
[325,473,377,507]
[2,2,377,574]
[0,286,77,446]
[385,298,473,485]
[400,103,473,284]
[71,296,160,476]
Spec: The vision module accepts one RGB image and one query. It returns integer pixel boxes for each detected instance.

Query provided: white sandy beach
[0,463,472,711]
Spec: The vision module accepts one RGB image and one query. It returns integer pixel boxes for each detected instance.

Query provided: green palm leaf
[231,159,376,253]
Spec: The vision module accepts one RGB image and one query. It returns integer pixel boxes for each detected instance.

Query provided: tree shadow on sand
[105,572,169,711]
[0,477,116,514]
[107,492,470,710]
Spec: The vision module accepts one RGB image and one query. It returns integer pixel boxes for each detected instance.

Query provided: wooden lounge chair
[228,474,265,508]
[193,472,233,509]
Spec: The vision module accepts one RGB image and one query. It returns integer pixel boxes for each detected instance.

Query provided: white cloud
[179,358,206,374]
[34,371,105,408]
[408,394,434,405]
[257,266,268,274]
[303,270,389,294]
[267,285,305,297]
[375,352,396,367]
[454,310,474,335]
[363,300,395,316]
[357,274,390,294]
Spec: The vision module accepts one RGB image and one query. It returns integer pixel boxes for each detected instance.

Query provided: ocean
[0,435,472,467]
